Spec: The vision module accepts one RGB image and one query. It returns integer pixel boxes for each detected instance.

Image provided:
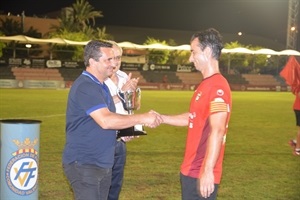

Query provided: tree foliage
[72,0,103,29]
[220,41,268,74]
[167,39,190,64]
[0,32,6,57]
[0,18,23,35]
[49,0,112,60]
[49,31,89,61]
[0,18,42,58]
[143,37,170,64]
[144,38,190,65]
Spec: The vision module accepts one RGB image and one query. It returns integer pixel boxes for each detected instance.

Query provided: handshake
[116,110,164,138]
[141,110,164,128]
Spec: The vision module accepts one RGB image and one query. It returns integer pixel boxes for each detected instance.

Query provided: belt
[116,130,121,140]
[116,132,122,141]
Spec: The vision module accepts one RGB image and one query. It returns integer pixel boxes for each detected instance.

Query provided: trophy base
[117,124,147,137]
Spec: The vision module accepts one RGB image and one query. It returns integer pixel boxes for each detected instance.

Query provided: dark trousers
[63,162,112,200]
[108,140,127,200]
[180,172,219,200]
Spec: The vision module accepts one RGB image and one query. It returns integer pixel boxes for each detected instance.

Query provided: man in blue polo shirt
[62,40,162,200]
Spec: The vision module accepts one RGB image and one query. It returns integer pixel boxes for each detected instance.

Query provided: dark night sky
[0,0,293,45]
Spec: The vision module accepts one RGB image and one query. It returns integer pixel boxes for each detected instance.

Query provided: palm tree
[50,0,104,37]
[95,26,113,40]
[144,37,170,64]
[71,0,103,30]
[0,18,23,35]
[49,0,105,60]
[50,8,77,34]
[0,18,42,58]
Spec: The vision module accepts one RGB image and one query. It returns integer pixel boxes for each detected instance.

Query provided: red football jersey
[180,73,232,184]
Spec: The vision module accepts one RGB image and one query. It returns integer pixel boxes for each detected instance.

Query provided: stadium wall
[0,78,291,91]
[0,60,289,91]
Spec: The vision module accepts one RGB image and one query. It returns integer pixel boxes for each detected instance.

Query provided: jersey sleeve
[209,85,231,114]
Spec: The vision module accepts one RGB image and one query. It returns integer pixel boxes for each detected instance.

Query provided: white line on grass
[0,114,65,120]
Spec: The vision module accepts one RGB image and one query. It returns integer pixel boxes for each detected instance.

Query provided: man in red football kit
[161,28,232,200]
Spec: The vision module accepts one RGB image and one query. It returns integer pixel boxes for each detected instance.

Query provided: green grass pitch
[0,89,299,199]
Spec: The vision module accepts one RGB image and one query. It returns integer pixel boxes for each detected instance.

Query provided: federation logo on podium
[5,138,39,196]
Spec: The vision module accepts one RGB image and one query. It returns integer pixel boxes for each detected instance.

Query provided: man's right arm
[161,112,189,126]
[90,107,162,129]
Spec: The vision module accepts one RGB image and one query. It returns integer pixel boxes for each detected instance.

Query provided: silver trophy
[117,88,146,136]
[123,92,134,113]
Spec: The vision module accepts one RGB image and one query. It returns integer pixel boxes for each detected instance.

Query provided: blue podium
[0,119,41,200]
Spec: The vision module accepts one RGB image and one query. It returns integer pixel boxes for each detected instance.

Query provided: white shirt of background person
[105,70,129,115]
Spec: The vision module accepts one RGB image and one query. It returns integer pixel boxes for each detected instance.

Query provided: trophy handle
[117,90,126,103]
[135,88,141,110]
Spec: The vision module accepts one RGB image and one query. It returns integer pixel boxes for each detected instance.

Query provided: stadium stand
[0,67,15,79]
[123,70,147,83]
[11,67,64,81]
[223,74,248,85]
[59,68,148,83]
[241,74,281,86]
[176,72,203,85]
[140,71,181,83]
[274,75,288,86]
[0,67,287,90]
[58,68,83,81]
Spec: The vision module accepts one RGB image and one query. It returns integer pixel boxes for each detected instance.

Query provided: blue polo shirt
[62,71,116,168]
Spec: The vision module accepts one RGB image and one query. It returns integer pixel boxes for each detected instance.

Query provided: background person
[104,41,139,199]
[160,28,232,200]
[62,40,162,200]
[289,86,300,156]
